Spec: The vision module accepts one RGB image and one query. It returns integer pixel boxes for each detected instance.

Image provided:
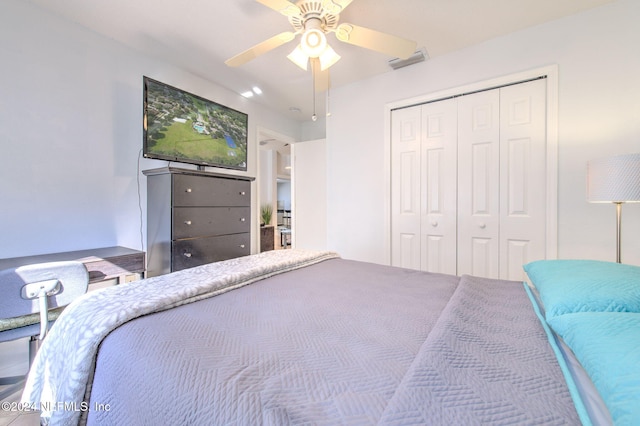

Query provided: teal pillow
[548,312,640,425]
[523,260,640,318]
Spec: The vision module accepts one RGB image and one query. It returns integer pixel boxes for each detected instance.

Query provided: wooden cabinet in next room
[144,167,254,277]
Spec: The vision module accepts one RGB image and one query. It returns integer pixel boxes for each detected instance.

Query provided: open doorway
[276,178,291,248]
[258,129,293,251]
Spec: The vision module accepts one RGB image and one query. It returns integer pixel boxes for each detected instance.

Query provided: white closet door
[499,79,547,280]
[391,78,549,278]
[420,99,458,274]
[457,89,501,278]
[391,106,421,269]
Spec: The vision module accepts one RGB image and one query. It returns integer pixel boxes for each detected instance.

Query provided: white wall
[277,181,292,211]
[300,116,327,141]
[292,139,327,250]
[327,0,640,266]
[0,0,301,258]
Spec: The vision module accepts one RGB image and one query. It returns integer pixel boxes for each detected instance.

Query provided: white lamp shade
[319,45,341,71]
[587,153,640,203]
[287,45,308,70]
[300,28,327,58]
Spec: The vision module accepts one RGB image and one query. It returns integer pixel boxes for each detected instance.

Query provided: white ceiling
[26,0,613,122]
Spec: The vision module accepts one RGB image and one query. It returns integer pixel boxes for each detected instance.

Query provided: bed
[20,249,640,425]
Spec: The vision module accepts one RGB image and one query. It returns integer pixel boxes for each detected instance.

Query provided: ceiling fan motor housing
[289,0,340,33]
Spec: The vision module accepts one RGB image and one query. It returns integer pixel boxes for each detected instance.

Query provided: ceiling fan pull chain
[312,59,318,121]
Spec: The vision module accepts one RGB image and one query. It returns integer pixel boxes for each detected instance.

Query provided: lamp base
[615,202,622,263]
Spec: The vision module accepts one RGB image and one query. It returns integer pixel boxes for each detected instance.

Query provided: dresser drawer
[172,233,250,271]
[173,174,250,207]
[173,207,250,239]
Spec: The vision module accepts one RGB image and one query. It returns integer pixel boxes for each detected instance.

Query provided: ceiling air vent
[389,48,428,70]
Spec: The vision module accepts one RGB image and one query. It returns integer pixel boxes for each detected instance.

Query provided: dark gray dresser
[144,167,253,277]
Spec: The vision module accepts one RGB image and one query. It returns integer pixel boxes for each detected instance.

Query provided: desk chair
[0,261,89,400]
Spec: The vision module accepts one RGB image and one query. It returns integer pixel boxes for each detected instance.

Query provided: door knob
[431,221,438,227]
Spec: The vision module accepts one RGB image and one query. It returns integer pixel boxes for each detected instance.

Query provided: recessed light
[252,86,262,95]
[241,91,254,98]
[289,107,301,113]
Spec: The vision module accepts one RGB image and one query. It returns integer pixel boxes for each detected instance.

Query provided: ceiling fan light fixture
[319,45,340,71]
[287,45,309,70]
[300,28,327,57]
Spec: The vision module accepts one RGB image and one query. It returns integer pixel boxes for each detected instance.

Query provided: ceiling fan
[225,0,417,89]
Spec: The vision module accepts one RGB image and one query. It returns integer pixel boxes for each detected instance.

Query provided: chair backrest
[0,261,89,319]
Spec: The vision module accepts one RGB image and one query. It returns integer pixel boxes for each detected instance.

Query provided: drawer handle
[183,252,192,258]
[184,220,192,226]
[186,188,192,193]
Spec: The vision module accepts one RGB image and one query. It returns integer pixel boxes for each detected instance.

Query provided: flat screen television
[143,77,248,171]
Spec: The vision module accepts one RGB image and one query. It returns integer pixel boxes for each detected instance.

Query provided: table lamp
[587,153,640,263]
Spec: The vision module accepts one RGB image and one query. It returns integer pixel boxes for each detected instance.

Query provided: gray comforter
[24,250,581,425]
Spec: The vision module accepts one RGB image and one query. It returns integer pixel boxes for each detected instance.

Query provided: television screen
[143,77,248,171]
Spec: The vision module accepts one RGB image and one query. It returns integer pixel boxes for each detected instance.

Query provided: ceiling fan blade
[225,32,296,67]
[322,0,354,14]
[256,0,301,16]
[335,23,417,59]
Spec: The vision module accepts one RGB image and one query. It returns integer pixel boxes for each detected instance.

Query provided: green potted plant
[260,203,273,227]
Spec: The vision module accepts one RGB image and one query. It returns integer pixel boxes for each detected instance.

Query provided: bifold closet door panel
[420,99,457,275]
[499,78,547,281]
[391,106,422,270]
[457,89,500,279]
